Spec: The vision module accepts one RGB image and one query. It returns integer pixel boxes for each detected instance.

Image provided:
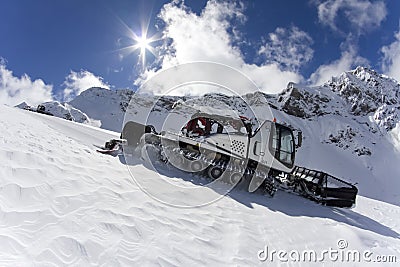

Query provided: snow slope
[1,105,400,266]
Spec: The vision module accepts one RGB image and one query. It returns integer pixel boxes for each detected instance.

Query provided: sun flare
[136,35,151,53]
[114,17,161,69]
[130,31,159,68]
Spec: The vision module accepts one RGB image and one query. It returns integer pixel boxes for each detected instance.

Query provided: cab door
[249,121,273,165]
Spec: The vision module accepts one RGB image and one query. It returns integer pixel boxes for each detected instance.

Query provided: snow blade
[96,139,123,156]
[122,121,156,148]
[291,166,358,208]
[96,148,120,155]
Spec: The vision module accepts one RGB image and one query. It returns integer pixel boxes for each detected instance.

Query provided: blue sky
[0,0,399,105]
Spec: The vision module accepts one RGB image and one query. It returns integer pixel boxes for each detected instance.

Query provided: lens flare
[114,16,161,69]
[131,32,158,67]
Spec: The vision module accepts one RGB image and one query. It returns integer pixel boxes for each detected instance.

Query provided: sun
[114,17,162,69]
[133,34,154,66]
[136,35,151,54]
[125,30,161,69]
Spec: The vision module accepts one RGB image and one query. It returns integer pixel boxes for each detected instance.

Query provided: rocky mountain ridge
[278,67,400,127]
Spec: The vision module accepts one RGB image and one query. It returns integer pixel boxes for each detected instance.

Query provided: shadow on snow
[118,153,400,240]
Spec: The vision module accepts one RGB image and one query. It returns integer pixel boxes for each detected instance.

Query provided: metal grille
[231,140,245,155]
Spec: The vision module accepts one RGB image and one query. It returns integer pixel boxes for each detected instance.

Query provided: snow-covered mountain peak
[15,101,30,109]
[75,86,133,100]
[69,87,134,131]
[328,66,400,116]
[276,67,400,127]
[272,67,400,157]
[276,82,343,118]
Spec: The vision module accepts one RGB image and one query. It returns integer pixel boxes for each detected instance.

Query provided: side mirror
[297,131,302,148]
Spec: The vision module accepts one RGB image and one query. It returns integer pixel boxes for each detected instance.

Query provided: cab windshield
[270,124,295,168]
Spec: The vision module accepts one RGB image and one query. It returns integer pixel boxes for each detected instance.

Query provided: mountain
[278,66,400,130]
[41,101,100,125]
[15,100,100,127]
[274,66,400,154]
[69,87,134,131]
[2,99,400,266]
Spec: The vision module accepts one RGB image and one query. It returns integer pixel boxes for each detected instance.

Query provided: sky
[0,0,400,105]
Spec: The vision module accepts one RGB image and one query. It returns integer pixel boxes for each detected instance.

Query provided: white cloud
[62,70,110,101]
[242,63,302,93]
[309,47,368,85]
[308,0,383,85]
[381,25,400,81]
[259,26,314,72]
[0,59,53,106]
[157,0,244,68]
[313,0,387,35]
[140,0,303,94]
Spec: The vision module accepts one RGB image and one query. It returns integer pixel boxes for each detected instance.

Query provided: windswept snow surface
[1,104,400,266]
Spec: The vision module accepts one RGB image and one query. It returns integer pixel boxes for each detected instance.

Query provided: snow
[41,101,101,127]
[390,122,400,152]
[69,87,133,132]
[1,103,400,266]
